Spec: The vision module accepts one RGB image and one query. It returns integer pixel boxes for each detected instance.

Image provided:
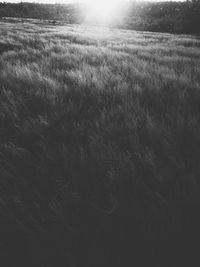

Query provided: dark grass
[0,20,200,267]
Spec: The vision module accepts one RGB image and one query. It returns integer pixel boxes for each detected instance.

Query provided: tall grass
[0,20,200,267]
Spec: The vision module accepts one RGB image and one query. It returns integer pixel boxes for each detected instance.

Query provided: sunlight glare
[84,0,125,25]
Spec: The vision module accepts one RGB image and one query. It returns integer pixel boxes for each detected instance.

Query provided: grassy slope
[0,20,200,266]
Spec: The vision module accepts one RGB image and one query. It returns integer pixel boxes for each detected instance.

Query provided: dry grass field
[0,19,200,267]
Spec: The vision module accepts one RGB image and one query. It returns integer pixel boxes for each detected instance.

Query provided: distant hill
[0,1,200,33]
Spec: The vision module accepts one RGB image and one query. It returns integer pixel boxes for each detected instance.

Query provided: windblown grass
[0,20,200,267]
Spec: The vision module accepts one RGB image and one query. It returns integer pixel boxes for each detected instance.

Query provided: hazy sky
[2,0,182,3]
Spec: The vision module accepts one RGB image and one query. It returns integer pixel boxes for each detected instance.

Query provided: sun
[84,0,124,25]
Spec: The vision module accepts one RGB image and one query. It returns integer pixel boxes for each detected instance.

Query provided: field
[0,19,200,267]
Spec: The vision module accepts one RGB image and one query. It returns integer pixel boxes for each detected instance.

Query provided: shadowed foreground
[0,20,200,267]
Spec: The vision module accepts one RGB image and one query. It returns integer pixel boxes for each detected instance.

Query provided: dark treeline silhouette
[0,2,84,23]
[125,1,200,34]
[0,1,200,33]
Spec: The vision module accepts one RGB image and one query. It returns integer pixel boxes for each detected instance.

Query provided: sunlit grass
[0,20,200,267]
